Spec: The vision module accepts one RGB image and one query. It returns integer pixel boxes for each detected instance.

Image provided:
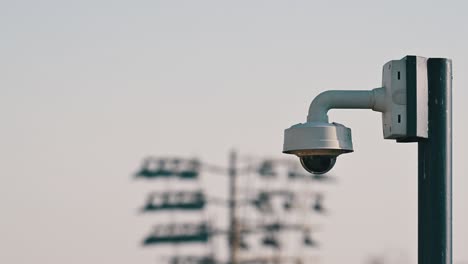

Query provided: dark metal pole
[228,150,238,264]
[418,58,452,264]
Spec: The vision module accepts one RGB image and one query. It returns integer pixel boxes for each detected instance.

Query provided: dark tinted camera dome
[300,155,336,174]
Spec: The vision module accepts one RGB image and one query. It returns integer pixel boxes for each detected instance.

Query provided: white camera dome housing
[283,122,353,174]
[283,122,353,156]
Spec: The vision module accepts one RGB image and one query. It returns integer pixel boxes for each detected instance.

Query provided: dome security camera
[283,56,430,174]
[283,122,352,174]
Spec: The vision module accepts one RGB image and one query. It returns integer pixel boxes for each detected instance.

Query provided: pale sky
[1,1,467,264]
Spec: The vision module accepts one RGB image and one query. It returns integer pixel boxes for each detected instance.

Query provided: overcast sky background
[1,1,467,264]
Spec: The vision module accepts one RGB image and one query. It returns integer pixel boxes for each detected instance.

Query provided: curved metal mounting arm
[307,88,386,122]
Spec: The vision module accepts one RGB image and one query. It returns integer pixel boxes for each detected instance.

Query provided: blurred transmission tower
[132,150,334,264]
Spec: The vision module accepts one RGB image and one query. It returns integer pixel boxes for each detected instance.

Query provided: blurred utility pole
[228,150,239,264]
[135,151,328,264]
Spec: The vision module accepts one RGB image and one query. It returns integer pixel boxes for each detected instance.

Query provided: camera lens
[300,156,336,174]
